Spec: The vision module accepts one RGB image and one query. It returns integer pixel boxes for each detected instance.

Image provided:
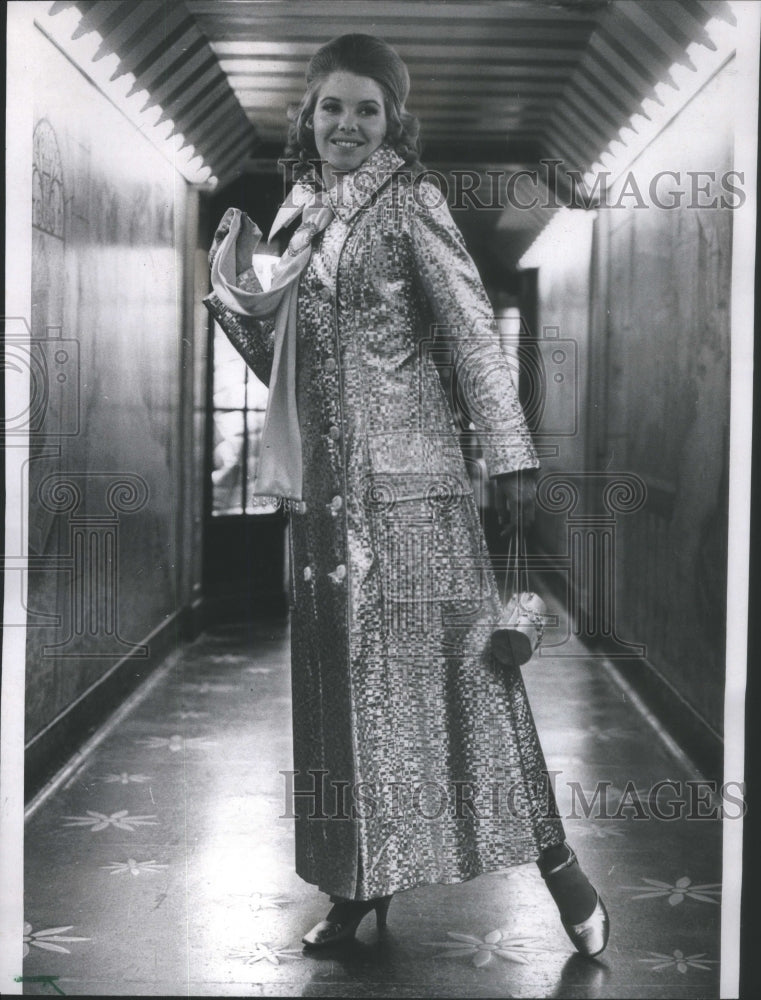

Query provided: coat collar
[269,144,406,240]
[325,144,406,223]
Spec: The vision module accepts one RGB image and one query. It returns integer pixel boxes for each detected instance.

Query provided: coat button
[328,564,346,583]
[319,286,332,302]
[324,358,337,373]
[303,566,312,581]
[327,424,340,440]
[329,495,343,516]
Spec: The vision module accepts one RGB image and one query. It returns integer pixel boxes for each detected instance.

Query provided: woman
[206,33,609,957]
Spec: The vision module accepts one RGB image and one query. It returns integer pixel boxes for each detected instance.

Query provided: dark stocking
[326,895,376,923]
[536,842,598,924]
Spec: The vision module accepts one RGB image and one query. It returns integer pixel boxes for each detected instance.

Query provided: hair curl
[282,34,423,181]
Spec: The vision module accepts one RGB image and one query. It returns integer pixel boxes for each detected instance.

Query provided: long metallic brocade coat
[213,145,564,900]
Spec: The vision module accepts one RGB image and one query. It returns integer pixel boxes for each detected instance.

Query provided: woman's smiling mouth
[332,138,364,148]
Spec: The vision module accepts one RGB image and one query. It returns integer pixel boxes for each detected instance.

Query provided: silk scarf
[209,199,334,501]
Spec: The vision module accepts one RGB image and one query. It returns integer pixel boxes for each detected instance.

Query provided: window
[495,304,522,386]
[210,322,275,515]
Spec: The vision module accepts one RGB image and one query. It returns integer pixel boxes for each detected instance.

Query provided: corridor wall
[23,24,203,796]
[533,60,734,766]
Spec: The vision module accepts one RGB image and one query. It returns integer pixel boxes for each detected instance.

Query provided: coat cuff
[484,446,540,479]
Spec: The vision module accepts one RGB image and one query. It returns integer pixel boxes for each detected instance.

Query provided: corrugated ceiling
[49,0,735,184]
[48,0,257,181]
[193,0,735,173]
[47,0,736,261]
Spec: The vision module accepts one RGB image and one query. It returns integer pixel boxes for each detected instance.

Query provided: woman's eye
[359,107,379,116]
[321,102,340,114]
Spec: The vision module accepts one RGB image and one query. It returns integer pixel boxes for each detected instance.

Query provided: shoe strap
[540,845,578,879]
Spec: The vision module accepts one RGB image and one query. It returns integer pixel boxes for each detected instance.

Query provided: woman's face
[312,71,387,173]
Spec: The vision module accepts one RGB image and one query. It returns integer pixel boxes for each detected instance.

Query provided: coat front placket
[288,201,358,897]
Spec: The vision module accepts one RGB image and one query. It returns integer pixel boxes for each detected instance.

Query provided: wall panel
[25,26,191,753]
[534,60,734,743]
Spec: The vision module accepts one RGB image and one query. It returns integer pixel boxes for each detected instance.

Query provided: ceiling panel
[184,0,731,174]
[51,0,735,178]
[50,0,735,260]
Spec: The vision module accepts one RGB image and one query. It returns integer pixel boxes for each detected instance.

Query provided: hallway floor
[22,610,723,997]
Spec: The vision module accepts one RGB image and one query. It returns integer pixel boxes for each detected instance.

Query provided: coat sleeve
[408,181,539,476]
[204,283,276,388]
[204,209,276,387]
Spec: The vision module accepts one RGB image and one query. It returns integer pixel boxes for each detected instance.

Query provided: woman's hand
[494,469,538,535]
[208,207,235,270]
[208,207,259,276]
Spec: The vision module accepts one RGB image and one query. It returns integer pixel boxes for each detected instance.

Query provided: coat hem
[298,849,554,902]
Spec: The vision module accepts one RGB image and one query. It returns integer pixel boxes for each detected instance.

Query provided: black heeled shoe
[301,894,393,948]
[540,845,610,958]
[561,891,609,958]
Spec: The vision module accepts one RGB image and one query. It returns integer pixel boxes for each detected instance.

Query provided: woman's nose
[338,110,358,131]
